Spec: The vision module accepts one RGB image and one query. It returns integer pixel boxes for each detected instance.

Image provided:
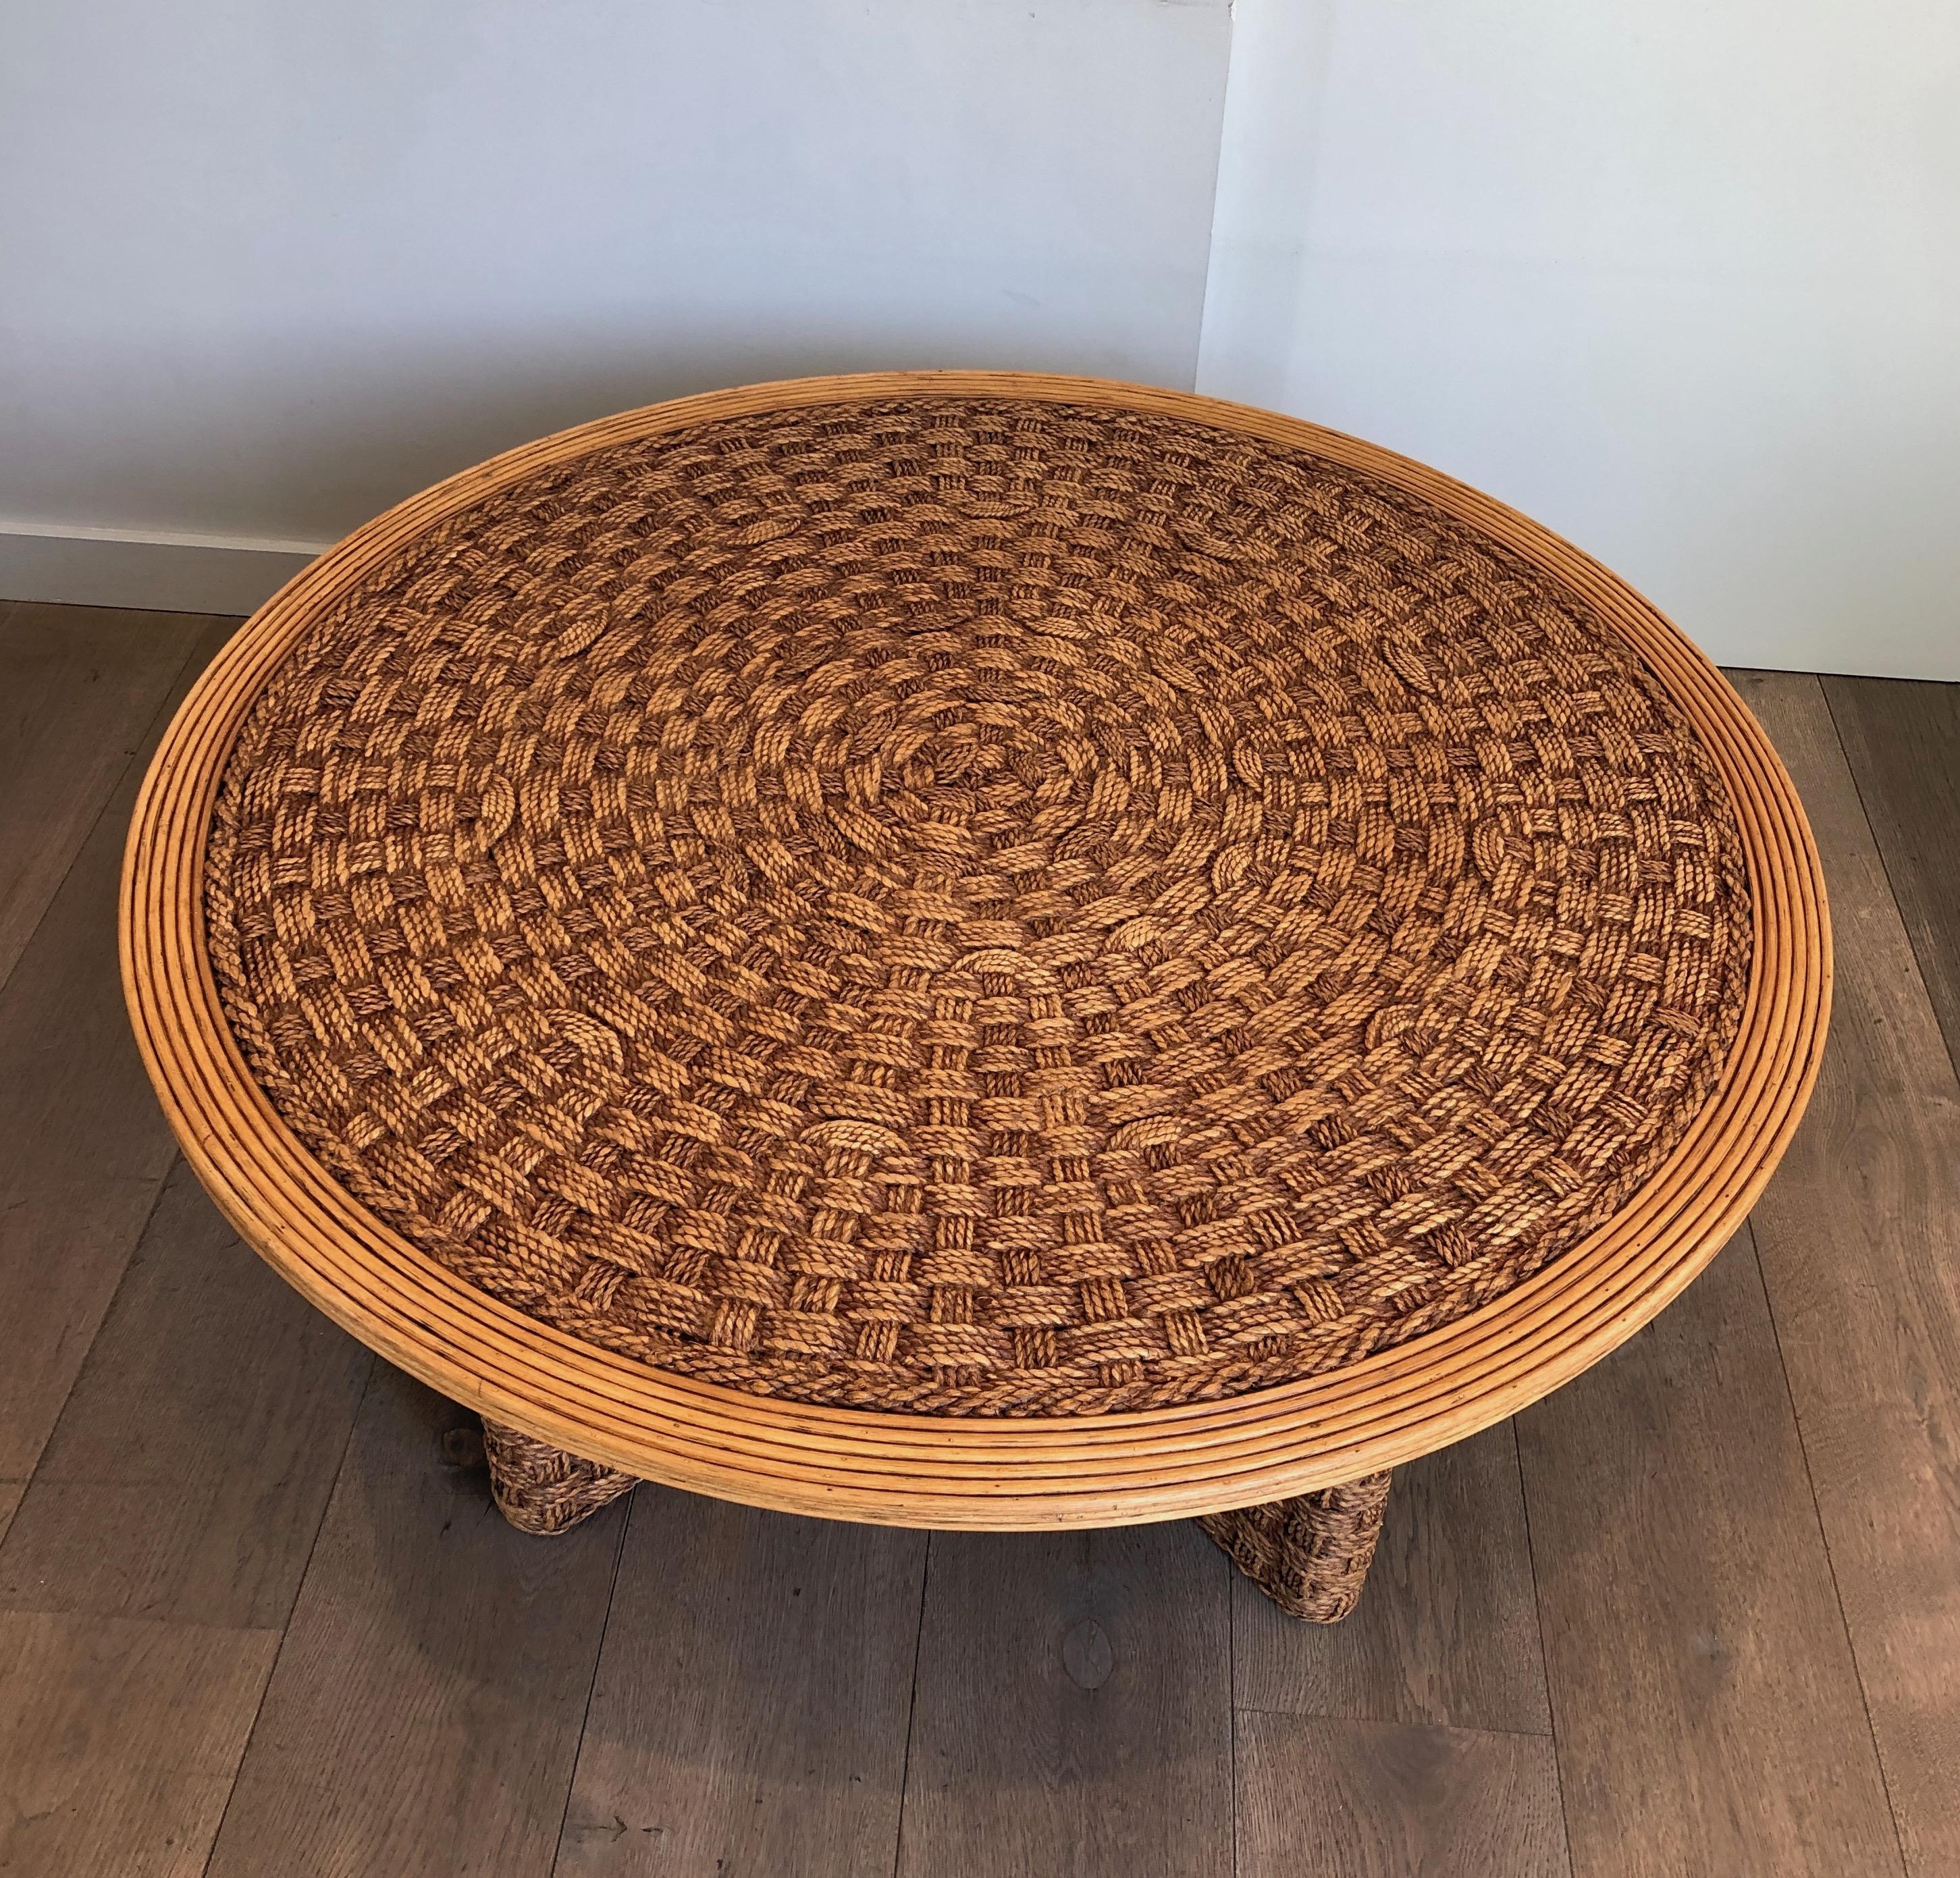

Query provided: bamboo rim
[120,372,1830,1529]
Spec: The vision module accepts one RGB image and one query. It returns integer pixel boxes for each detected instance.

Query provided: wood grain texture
[0,875,178,1476]
[1234,1421,1550,1734]
[0,621,239,1479]
[558,1493,925,1877]
[1736,670,1960,1876]
[0,1158,372,1628]
[1518,1229,1901,1876]
[1236,1709,1569,1878]
[203,1366,623,1878]
[121,372,1830,1528]
[1822,675,1960,1078]
[898,1522,1231,1878]
[0,1483,22,1551]
[0,1610,277,1878]
[0,601,215,992]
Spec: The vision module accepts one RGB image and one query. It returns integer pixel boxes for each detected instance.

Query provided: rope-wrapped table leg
[481,1419,637,1535]
[1198,1472,1393,1622]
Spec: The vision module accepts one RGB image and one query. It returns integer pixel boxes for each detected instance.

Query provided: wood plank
[1517,1228,1901,1875]
[1236,1709,1568,1878]
[556,1493,925,1875]
[203,1366,623,1878]
[899,1522,1231,1878]
[0,1609,278,1878]
[0,601,215,991]
[1234,1421,1550,1734]
[0,614,239,1481]
[0,1483,22,1550]
[0,1158,373,1628]
[1821,674,1960,1077]
[1732,668,1960,1875]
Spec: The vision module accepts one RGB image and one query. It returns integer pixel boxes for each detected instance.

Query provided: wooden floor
[1,598,1955,1878]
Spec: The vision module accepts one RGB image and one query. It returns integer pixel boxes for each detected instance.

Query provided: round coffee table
[121,373,1828,1622]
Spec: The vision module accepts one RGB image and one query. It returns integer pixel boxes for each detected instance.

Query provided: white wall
[1198,0,1960,680]
[5,0,1957,678]
[0,0,1231,602]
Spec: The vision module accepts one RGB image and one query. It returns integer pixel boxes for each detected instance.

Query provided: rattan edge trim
[120,371,1830,1529]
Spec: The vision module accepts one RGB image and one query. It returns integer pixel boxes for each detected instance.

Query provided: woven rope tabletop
[196,387,1752,1422]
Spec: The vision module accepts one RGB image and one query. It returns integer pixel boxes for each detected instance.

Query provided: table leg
[481,1418,637,1534]
[1196,1472,1393,1621]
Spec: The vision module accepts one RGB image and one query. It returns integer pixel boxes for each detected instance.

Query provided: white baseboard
[0,521,332,618]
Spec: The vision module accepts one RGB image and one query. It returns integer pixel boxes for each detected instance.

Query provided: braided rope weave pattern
[1198,1474,1394,1623]
[481,1420,636,1536]
[205,396,1751,1416]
